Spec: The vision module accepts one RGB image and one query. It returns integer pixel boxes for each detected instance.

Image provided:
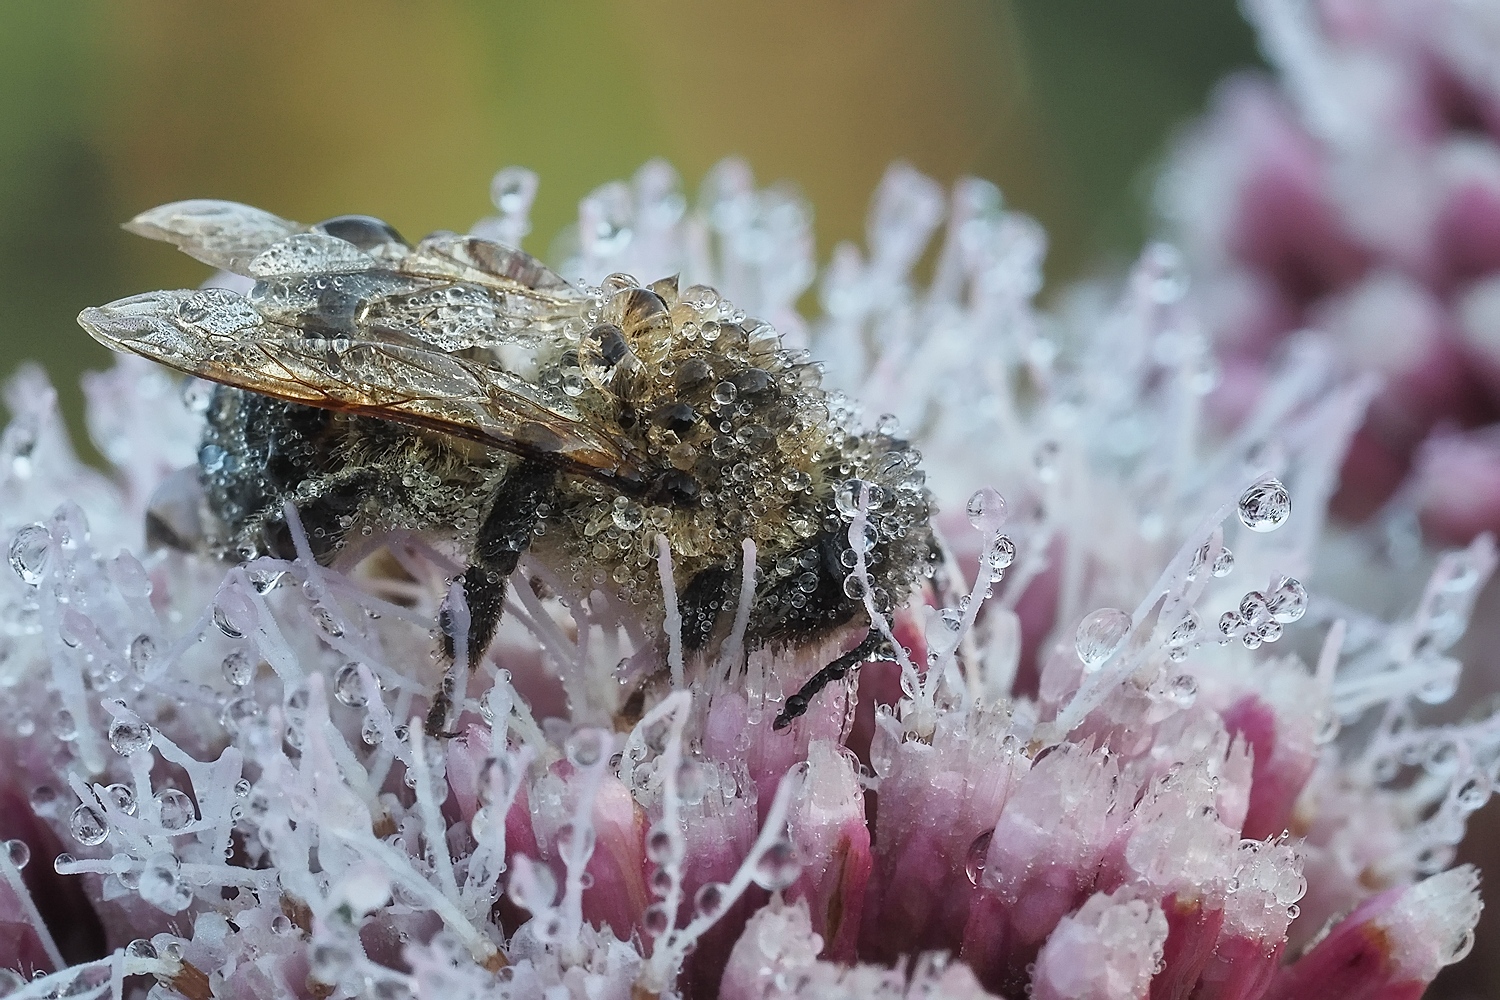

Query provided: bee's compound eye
[589,323,629,367]
[652,402,698,433]
[652,470,700,506]
[312,214,409,251]
[729,367,775,398]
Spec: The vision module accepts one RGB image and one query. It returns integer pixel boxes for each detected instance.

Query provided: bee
[78,199,936,732]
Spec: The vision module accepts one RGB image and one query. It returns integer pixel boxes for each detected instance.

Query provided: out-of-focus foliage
[0,0,1256,437]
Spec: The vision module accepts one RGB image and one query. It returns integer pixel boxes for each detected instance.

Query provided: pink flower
[0,157,1489,1000]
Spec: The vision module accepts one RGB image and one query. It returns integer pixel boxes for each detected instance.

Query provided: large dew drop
[965,488,1007,533]
[1238,479,1291,532]
[8,524,49,586]
[1075,608,1132,671]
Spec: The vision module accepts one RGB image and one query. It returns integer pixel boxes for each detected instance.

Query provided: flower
[0,155,1491,1000]
[1161,0,1500,540]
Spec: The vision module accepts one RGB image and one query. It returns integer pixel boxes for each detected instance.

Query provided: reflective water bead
[105,783,137,815]
[752,839,801,891]
[1266,577,1308,624]
[694,881,729,920]
[333,663,367,707]
[127,634,156,676]
[986,534,1016,576]
[1075,608,1131,671]
[965,488,1007,533]
[155,788,196,831]
[965,831,993,886]
[8,524,49,585]
[565,729,609,767]
[123,938,156,960]
[221,650,253,687]
[1212,547,1235,577]
[643,903,670,936]
[834,478,870,519]
[1167,674,1198,707]
[108,716,154,756]
[2,839,29,870]
[1238,479,1291,532]
[924,608,963,657]
[70,803,109,846]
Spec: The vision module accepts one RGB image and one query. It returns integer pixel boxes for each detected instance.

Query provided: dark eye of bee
[652,402,698,433]
[312,214,409,251]
[729,367,775,398]
[589,324,629,367]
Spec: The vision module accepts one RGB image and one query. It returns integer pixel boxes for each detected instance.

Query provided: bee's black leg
[439,458,556,666]
[773,627,888,729]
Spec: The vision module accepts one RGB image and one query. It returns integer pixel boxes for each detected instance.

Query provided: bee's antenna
[773,627,889,729]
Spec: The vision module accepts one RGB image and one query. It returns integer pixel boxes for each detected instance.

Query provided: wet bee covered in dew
[78,201,938,731]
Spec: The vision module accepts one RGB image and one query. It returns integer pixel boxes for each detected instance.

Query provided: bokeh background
[0,0,1259,441]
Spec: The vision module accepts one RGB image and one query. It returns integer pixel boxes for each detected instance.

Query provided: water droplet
[1455,773,1491,811]
[1450,928,1477,964]
[3,839,29,870]
[333,663,367,707]
[312,605,344,639]
[8,524,49,585]
[752,839,801,891]
[711,381,737,406]
[126,634,156,677]
[925,608,964,657]
[565,729,608,767]
[221,650,253,687]
[986,535,1016,577]
[155,789,196,831]
[842,572,868,600]
[694,881,728,920]
[1267,578,1308,624]
[966,488,1007,533]
[138,851,190,912]
[834,479,870,519]
[965,831,993,886]
[645,824,683,865]
[69,803,109,846]
[105,783,137,816]
[1238,479,1291,532]
[1168,674,1198,707]
[643,902,670,935]
[1212,547,1235,577]
[108,716,154,756]
[213,604,245,639]
[1075,608,1131,671]
[123,938,156,960]
[612,501,644,532]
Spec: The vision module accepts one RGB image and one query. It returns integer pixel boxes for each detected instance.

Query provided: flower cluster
[1163,0,1500,540]
[0,134,1495,1000]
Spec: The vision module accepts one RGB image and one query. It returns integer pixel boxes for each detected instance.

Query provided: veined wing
[78,288,644,486]
[125,200,308,274]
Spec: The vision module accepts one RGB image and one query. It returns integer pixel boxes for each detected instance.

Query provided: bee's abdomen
[200,386,350,561]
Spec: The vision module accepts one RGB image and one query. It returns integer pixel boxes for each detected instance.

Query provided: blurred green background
[0,0,1260,435]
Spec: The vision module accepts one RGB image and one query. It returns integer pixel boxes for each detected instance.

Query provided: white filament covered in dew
[718,538,758,678]
[655,534,686,689]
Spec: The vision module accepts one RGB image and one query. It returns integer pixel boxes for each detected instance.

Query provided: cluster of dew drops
[1072,478,1303,706]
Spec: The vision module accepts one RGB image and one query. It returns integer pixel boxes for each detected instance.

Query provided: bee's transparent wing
[398,231,574,296]
[124,200,308,274]
[78,288,643,484]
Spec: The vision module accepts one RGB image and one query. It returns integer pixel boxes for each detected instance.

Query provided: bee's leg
[440,458,557,669]
[773,627,888,730]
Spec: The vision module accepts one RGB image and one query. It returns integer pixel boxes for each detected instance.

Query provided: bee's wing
[78,288,644,485]
[124,200,309,274]
[398,231,574,297]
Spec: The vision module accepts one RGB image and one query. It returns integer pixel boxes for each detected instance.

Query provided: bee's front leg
[431,458,556,736]
[773,627,888,730]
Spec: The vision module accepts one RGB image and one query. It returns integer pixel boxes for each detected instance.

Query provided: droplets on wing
[124,200,308,274]
[77,287,644,485]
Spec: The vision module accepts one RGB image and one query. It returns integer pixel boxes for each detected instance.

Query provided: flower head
[0,155,1489,1000]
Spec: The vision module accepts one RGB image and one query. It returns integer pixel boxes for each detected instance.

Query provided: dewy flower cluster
[1,4,1499,1000]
